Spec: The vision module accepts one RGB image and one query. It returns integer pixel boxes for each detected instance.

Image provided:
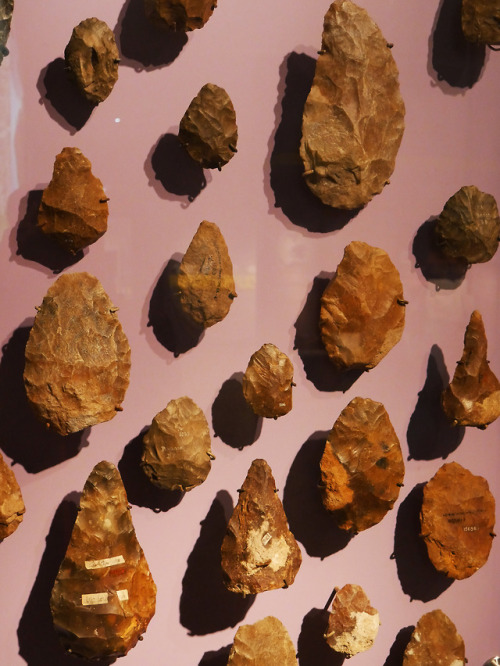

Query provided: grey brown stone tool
[64,17,119,104]
[38,147,109,254]
[50,461,156,659]
[420,461,496,580]
[0,451,25,541]
[227,616,298,665]
[242,343,294,419]
[179,83,238,169]
[325,584,380,657]
[142,396,213,491]
[300,0,405,209]
[435,185,500,264]
[403,609,466,665]
[144,0,218,31]
[442,310,500,429]
[178,220,237,328]
[320,241,406,372]
[462,0,500,44]
[320,397,404,532]
[221,459,302,595]
[24,273,130,435]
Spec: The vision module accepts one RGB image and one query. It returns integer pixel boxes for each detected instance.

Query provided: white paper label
[85,555,125,570]
[117,589,129,602]
[81,592,109,606]
[262,532,272,546]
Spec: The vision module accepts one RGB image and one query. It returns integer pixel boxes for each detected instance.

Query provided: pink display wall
[1,0,499,664]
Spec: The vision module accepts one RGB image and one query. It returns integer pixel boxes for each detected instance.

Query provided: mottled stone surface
[144,0,217,31]
[462,0,500,44]
[0,451,25,541]
[178,220,237,328]
[435,186,500,264]
[37,147,109,254]
[221,459,302,595]
[442,310,500,428]
[0,0,13,65]
[64,17,119,104]
[24,273,131,436]
[403,610,466,665]
[300,0,405,209]
[142,396,213,491]
[242,343,294,418]
[227,616,298,665]
[320,241,406,371]
[420,461,495,580]
[320,397,404,532]
[325,584,379,657]
[179,83,238,169]
[50,461,156,659]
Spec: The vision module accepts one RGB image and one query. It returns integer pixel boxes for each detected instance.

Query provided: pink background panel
[1,0,499,664]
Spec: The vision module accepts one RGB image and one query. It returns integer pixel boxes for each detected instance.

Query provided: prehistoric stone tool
[65,17,119,104]
[300,0,405,209]
[177,220,237,328]
[420,461,496,580]
[320,397,404,532]
[0,451,25,541]
[0,0,13,65]
[50,461,156,659]
[403,609,466,665]
[179,83,238,170]
[144,0,218,31]
[242,343,294,418]
[434,186,500,264]
[24,272,131,435]
[325,584,380,657]
[320,241,406,372]
[221,459,302,595]
[142,396,214,491]
[37,147,109,254]
[227,616,298,665]
[442,310,500,428]
[462,0,500,44]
